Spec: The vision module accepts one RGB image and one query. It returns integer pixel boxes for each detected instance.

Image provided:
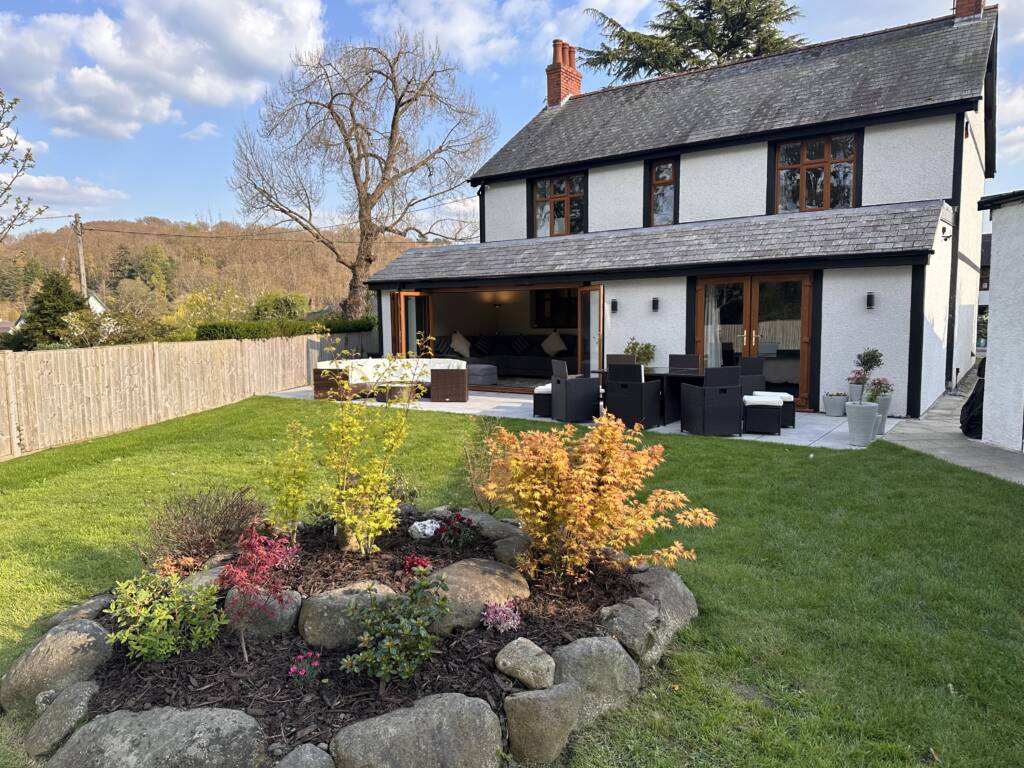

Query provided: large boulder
[431,559,530,635]
[495,637,554,690]
[429,507,523,542]
[504,682,581,765]
[47,706,270,768]
[226,588,302,638]
[0,619,111,716]
[299,582,395,650]
[493,534,530,567]
[277,744,334,768]
[24,680,98,758]
[43,594,113,631]
[599,566,698,667]
[552,636,640,727]
[330,693,502,768]
[181,566,225,591]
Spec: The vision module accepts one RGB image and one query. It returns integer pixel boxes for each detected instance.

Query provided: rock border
[2,509,700,767]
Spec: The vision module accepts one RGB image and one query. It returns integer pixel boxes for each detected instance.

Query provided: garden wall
[0,335,326,460]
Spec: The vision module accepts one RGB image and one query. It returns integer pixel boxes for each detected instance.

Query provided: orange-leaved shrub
[480,413,716,581]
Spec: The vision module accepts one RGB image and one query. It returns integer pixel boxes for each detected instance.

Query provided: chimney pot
[546,39,582,108]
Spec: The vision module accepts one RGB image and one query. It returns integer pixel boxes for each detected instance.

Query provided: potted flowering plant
[823,392,847,417]
[846,348,885,446]
[867,377,894,435]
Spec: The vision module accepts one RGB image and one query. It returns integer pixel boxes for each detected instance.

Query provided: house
[13,292,108,331]
[977,190,1024,452]
[369,0,997,417]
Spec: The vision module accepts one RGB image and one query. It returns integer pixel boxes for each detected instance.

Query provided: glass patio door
[393,291,431,356]
[695,278,751,368]
[751,275,812,407]
[695,274,812,408]
[577,285,603,377]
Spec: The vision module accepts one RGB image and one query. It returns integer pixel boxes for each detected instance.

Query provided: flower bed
[85,512,636,751]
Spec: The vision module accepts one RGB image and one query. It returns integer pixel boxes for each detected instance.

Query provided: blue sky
[1,0,1021,229]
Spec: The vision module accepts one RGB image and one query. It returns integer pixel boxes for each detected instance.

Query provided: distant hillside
[0,218,418,316]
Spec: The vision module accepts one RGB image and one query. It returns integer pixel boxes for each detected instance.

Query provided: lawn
[0,396,1022,767]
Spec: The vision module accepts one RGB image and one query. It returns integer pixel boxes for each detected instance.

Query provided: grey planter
[848,383,865,403]
[872,393,892,435]
[846,401,879,447]
[823,395,847,417]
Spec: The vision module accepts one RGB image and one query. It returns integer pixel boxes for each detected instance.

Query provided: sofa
[314,358,466,399]
[434,333,578,378]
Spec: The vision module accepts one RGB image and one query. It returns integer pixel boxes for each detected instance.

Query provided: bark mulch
[90,519,637,750]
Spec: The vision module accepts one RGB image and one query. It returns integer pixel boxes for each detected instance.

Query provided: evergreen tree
[18,271,88,349]
[581,0,805,82]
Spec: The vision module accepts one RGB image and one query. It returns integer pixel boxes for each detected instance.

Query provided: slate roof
[369,201,949,286]
[473,12,996,181]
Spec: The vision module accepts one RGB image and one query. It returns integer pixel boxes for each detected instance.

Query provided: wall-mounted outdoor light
[865,292,876,310]
[652,297,660,312]
[610,298,618,313]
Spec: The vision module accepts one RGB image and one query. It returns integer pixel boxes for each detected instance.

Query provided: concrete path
[884,371,1024,485]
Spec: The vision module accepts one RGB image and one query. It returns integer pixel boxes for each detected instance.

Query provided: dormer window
[775,133,858,213]
[645,157,679,226]
[532,174,586,237]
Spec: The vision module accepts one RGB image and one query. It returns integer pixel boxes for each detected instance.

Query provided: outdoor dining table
[642,367,704,425]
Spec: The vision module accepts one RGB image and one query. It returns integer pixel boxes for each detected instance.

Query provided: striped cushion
[433,335,452,356]
[473,335,493,355]
[510,334,531,355]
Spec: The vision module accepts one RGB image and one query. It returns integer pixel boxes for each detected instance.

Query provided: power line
[34,213,76,221]
[81,225,421,245]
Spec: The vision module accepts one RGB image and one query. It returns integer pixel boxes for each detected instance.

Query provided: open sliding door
[391,291,432,356]
[577,285,604,377]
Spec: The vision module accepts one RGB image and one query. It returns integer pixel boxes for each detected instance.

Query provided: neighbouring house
[369,0,997,417]
[0,321,13,335]
[12,292,108,332]
[978,190,1024,452]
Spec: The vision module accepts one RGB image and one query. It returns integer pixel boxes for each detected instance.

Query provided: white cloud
[0,173,127,217]
[361,0,653,72]
[0,1,325,139]
[179,122,221,141]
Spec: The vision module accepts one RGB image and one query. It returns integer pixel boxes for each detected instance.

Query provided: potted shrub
[847,348,883,403]
[867,377,894,435]
[823,392,847,417]
[846,369,868,404]
[845,398,878,447]
[623,337,656,368]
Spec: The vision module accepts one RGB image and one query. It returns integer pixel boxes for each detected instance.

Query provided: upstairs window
[646,158,678,226]
[533,174,585,237]
[775,133,857,213]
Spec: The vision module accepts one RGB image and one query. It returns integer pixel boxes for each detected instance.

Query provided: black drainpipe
[944,113,965,388]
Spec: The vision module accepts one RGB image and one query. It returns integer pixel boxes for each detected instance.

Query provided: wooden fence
[0,335,327,460]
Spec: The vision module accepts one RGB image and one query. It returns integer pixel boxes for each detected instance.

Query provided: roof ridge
[568,8,998,104]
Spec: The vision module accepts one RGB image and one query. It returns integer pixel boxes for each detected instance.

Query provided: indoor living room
[427,287,582,391]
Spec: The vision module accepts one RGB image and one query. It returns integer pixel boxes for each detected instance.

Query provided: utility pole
[72,213,88,298]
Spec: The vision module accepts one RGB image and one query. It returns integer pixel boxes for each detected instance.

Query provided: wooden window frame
[643,157,680,227]
[772,132,861,214]
[527,172,588,238]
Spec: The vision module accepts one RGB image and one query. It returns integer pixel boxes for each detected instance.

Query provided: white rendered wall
[820,266,912,416]
[380,289,394,355]
[951,103,986,385]
[602,277,688,367]
[982,201,1024,452]
[588,162,644,231]
[483,179,527,242]
[921,225,953,414]
[679,143,767,222]
[862,115,955,205]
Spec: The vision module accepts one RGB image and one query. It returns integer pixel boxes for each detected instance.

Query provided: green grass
[1,396,1022,767]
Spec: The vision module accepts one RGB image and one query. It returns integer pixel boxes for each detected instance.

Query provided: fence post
[148,342,163,423]
[2,351,21,458]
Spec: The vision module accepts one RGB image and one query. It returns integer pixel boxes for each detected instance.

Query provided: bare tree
[231,30,496,318]
[1,91,47,244]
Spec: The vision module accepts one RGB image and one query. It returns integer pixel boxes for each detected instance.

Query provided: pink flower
[312,661,320,667]
[298,668,306,676]
[289,665,297,674]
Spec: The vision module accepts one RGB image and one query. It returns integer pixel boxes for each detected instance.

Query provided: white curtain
[704,288,722,368]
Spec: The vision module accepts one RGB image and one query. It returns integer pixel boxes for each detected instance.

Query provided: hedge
[195,315,377,341]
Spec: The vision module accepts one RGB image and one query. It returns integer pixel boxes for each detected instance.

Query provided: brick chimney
[954,0,983,19]
[546,39,582,108]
